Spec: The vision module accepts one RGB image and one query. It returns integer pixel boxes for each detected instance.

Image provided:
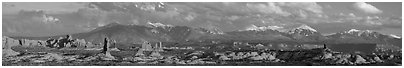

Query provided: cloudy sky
[2,2,402,37]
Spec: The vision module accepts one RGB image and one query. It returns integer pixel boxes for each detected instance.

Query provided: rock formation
[2,36,21,57]
[135,49,145,56]
[135,41,163,57]
[354,55,369,64]
[322,53,333,59]
[141,41,153,51]
[44,35,86,48]
[16,38,46,47]
[335,54,353,64]
[374,56,384,63]
[55,35,74,48]
[219,55,230,60]
[267,52,278,61]
[99,37,116,60]
[150,51,161,57]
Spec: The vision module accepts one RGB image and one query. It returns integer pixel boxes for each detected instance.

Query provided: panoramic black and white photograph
[1,1,402,66]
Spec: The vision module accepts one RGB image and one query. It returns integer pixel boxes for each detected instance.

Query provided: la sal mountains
[9,22,401,48]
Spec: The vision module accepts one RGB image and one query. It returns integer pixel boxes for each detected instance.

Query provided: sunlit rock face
[18,39,46,47]
[2,36,21,57]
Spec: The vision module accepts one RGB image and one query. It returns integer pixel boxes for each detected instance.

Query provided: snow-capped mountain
[331,29,389,39]
[206,28,224,34]
[287,25,318,36]
[242,25,283,31]
[326,29,401,47]
[344,29,378,37]
[284,25,325,42]
[388,34,401,39]
[147,22,174,28]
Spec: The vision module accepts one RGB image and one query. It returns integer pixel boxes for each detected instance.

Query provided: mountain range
[10,22,401,48]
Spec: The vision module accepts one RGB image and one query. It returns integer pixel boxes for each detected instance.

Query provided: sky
[2,2,402,37]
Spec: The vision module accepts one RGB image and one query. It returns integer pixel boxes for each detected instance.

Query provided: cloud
[3,2,86,14]
[3,9,101,37]
[353,2,383,14]
[278,2,323,13]
[244,2,323,16]
[42,15,60,24]
[246,3,291,16]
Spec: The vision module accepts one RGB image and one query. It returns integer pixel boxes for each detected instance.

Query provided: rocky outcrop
[72,39,97,48]
[43,35,98,49]
[2,36,21,57]
[18,39,46,47]
[217,51,281,62]
[373,56,384,63]
[99,37,116,60]
[2,36,46,48]
[335,54,354,64]
[354,55,370,64]
[53,35,74,48]
[4,35,99,49]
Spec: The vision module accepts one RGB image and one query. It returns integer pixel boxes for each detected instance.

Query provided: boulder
[354,55,369,64]
[388,55,395,60]
[65,43,72,47]
[219,55,230,60]
[227,52,236,57]
[250,52,259,56]
[190,56,198,59]
[336,54,353,64]
[150,51,161,57]
[135,49,145,56]
[236,52,244,56]
[244,52,251,57]
[374,56,384,63]
[336,58,350,64]
[322,53,333,59]
[267,54,277,61]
